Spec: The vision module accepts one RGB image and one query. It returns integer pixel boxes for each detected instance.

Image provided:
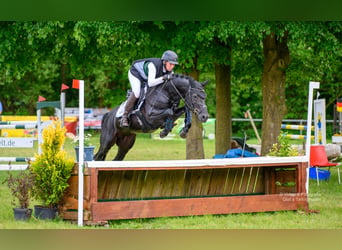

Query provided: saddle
[117,85,156,132]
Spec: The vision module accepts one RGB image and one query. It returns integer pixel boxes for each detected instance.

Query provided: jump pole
[74,79,85,227]
[305,81,320,194]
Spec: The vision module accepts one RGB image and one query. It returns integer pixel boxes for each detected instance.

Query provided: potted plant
[3,167,35,220]
[30,120,75,219]
[72,133,95,161]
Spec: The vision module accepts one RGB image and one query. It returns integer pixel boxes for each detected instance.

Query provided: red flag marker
[38,96,46,102]
[61,83,69,91]
[72,79,80,89]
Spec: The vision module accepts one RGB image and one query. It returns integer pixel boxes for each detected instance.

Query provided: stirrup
[120,117,129,128]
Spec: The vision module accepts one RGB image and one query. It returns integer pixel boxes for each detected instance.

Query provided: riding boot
[120,94,137,128]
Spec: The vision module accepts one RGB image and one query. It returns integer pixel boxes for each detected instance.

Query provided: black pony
[94,74,209,161]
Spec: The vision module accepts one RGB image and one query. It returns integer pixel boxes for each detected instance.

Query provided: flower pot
[13,208,32,221]
[34,205,58,220]
[75,146,95,161]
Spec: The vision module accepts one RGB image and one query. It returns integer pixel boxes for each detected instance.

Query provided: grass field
[0,132,341,229]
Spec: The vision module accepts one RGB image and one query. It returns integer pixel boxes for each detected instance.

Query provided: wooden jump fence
[60,156,309,223]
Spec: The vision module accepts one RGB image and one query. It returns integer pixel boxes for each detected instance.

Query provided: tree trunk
[261,32,290,155]
[186,68,205,159]
[61,63,67,84]
[215,62,232,155]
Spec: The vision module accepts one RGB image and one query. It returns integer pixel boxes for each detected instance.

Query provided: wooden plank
[298,162,308,193]
[98,171,121,200]
[116,171,134,199]
[90,194,309,221]
[86,156,308,170]
[127,171,143,199]
[207,168,228,195]
[274,168,297,194]
[61,173,91,210]
[182,169,212,197]
[89,168,98,205]
[251,167,264,193]
[159,170,177,197]
[169,170,186,197]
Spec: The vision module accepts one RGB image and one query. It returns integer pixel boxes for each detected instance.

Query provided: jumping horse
[94,74,209,161]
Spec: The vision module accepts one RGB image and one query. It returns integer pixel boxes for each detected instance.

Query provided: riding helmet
[161,50,179,65]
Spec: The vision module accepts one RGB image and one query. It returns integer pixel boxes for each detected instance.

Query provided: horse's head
[186,78,209,122]
[166,74,209,123]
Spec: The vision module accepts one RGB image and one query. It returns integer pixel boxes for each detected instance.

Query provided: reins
[168,78,194,112]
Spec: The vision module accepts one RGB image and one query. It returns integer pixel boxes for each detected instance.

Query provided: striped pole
[284,134,314,140]
[0,124,37,129]
[281,124,314,131]
[0,157,34,162]
[0,121,36,125]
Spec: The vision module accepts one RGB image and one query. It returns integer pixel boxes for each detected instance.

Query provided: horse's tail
[101,106,119,129]
[101,111,109,125]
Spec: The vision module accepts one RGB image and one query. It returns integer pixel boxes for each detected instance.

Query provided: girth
[130,110,157,132]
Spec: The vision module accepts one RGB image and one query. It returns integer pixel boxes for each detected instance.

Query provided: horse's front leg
[179,107,192,138]
[159,106,187,138]
[159,106,190,139]
[159,116,175,138]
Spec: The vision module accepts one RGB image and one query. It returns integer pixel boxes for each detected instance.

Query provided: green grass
[0,132,341,229]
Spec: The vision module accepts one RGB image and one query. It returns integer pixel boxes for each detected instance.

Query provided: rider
[120,50,179,128]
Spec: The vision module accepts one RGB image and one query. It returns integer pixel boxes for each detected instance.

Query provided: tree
[261,27,290,155]
[260,22,342,155]
[196,21,257,155]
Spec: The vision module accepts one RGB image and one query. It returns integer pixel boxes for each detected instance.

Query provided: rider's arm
[147,63,164,87]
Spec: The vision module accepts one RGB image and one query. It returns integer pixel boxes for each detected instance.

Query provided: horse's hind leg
[113,134,136,161]
[94,132,116,161]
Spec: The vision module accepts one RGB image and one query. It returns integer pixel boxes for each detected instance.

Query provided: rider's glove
[162,73,173,81]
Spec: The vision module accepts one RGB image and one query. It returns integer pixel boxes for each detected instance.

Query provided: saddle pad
[115,86,147,118]
[115,101,126,118]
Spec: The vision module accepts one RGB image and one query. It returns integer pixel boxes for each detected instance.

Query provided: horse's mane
[173,73,194,81]
[172,73,197,86]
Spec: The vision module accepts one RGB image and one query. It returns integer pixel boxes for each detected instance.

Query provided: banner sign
[0,137,34,148]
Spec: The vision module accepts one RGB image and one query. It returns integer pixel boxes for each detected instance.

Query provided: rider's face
[164,61,176,72]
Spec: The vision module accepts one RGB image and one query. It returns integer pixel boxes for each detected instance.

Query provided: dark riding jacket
[130,58,167,83]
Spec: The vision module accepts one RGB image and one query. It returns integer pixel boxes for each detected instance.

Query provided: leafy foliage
[2,169,34,208]
[30,120,74,208]
[0,21,340,118]
[267,132,299,157]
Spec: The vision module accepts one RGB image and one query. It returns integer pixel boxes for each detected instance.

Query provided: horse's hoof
[179,130,187,138]
[159,130,169,138]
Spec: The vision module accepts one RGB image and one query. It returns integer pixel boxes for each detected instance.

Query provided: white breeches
[128,70,141,98]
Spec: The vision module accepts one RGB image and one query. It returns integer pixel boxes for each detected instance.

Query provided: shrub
[3,168,34,208]
[31,120,74,208]
[267,132,299,157]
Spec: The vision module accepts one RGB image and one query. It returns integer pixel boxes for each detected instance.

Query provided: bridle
[168,78,205,116]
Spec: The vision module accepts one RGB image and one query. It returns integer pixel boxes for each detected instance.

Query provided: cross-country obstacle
[60,156,309,223]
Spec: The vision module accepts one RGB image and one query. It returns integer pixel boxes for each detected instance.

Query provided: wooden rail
[60,157,309,223]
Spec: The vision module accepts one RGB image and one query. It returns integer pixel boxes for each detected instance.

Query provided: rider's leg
[121,72,140,128]
[120,93,138,128]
